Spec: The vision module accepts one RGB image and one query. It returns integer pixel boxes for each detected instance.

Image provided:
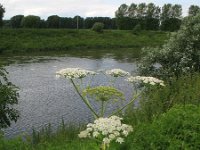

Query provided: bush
[91,22,104,33]
[0,68,19,129]
[139,14,200,78]
[128,105,200,149]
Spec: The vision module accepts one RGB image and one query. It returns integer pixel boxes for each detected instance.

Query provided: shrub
[132,24,142,35]
[92,22,104,33]
[0,68,19,129]
[139,13,200,78]
[128,105,200,149]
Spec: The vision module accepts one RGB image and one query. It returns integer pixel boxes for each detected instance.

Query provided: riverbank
[0,29,169,54]
[1,74,200,149]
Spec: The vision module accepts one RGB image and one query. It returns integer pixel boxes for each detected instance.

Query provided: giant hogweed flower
[78,116,133,148]
[105,69,130,77]
[126,76,165,86]
[82,86,125,102]
[56,68,96,79]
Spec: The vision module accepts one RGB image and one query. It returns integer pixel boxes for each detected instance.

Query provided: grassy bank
[0,29,169,53]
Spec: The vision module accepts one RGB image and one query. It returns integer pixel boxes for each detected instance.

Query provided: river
[3,50,138,137]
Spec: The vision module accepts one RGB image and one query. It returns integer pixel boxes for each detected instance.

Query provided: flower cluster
[82,86,125,102]
[78,116,133,146]
[106,69,130,77]
[126,76,165,86]
[56,68,96,79]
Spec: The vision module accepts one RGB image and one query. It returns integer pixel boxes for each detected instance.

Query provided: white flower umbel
[126,76,165,86]
[56,68,96,79]
[105,69,130,77]
[78,116,133,149]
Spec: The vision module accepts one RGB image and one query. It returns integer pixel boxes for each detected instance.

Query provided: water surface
[3,51,138,137]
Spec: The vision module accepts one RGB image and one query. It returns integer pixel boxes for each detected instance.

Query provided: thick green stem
[101,101,105,117]
[108,92,141,117]
[101,142,106,150]
[70,79,99,118]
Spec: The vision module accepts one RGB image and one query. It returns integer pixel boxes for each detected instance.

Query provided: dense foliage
[0,3,5,27]
[139,13,200,78]
[115,3,182,31]
[127,105,200,149]
[124,74,200,125]
[189,5,200,16]
[21,15,41,28]
[10,15,24,28]
[0,68,19,129]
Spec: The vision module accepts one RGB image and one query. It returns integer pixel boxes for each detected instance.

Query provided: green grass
[0,29,169,54]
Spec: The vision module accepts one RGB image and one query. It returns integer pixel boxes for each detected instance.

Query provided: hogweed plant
[56,68,164,149]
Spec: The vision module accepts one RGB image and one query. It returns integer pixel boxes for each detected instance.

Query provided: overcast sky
[1,0,200,19]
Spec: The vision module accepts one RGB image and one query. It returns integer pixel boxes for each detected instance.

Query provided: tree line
[115,3,199,31]
[0,3,200,31]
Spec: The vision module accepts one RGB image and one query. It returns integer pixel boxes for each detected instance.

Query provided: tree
[171,4,182,19]
[137,3,147,18]
[115,4,128,18]
[128,3,137,18]
[0,68,19,129]
[146,3,156,18]
[160,4,182,31]
[189,5,200,16]
[10,15,24,28]
[0,3,5,27]
[161,4,172,21]
[21,15,41,28]
[73,16,84,29]
[47,15,60,28]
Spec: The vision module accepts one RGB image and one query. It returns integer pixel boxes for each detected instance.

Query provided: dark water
[3,52,138,138]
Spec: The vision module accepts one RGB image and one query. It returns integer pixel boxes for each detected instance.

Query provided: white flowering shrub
[139,14,200,78]
[78,116,133,149]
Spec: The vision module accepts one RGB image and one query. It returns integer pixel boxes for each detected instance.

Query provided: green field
[0,29,169,54]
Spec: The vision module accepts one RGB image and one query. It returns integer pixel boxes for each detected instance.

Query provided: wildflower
[106,69,130,77]
[78,116,133,146]
[78,130,89,138]
[116,137,124,144]
[126,76,165,86]
[82,86,125,102]
[93,131,99,137]
[56,68,96,79]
